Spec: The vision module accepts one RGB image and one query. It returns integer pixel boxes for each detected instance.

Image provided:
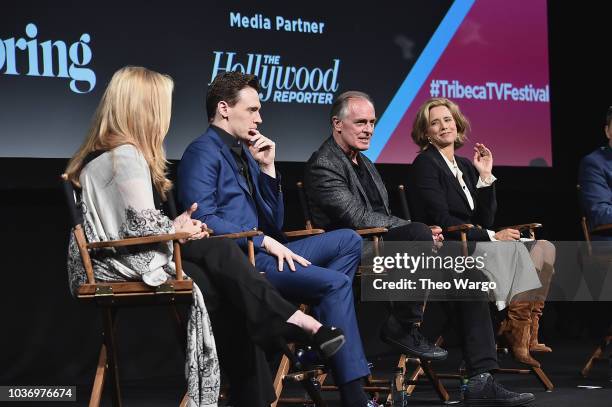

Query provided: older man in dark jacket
[304,91,446,360]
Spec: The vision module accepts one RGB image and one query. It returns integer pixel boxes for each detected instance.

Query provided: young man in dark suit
[178,73,376,407]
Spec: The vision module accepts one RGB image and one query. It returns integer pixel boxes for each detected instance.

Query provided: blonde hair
[411,97,470,151]
[65,66,174,198]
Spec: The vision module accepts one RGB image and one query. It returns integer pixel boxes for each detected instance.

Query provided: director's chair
[296,181,448,405]
[577,184,612,378]
[398,184,553,392]
[63,174,326,407]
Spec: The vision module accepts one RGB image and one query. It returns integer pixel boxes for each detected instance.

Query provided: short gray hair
[330,91,374,124]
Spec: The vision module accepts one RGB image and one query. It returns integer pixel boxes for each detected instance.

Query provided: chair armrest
[498,223,542,231]
[87,232,191,249]
[285,228,325,238]
[210,230,263,239]
[77,280,193,297]
[356,227,388,237]
[444,224,474,233]
[591,223,612,235]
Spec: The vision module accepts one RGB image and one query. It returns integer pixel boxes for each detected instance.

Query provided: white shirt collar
[433,146,460,175]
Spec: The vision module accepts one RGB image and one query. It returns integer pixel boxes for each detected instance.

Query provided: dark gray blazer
[304,136,409,230]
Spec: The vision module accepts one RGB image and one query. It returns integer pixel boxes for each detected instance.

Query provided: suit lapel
[244,146,264,201]
[362,154,390,215]
[208,128,253,197]
[328,138,371,209]
[243,146,278,225]
[426,147,471,210]
[217,141,253,198]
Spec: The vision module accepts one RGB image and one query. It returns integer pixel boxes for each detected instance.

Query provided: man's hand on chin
[248,130,276,178]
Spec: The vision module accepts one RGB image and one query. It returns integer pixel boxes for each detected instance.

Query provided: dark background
[0,0,451,160]
[1,0,611,391]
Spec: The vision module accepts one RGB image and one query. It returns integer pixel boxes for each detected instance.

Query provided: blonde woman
[65,66,344,407]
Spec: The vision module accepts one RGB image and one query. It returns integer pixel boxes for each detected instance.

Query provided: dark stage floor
[5,340,610,407]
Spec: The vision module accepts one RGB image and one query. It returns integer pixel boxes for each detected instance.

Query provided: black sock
[339,377,368,407]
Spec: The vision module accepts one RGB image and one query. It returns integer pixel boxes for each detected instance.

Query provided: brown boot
[530,263,554,353]
[499,301,541,367]
[530,300,552,352]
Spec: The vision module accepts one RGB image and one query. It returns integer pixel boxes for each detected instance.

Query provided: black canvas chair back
[576,184,612,243]
[62,177,83,228]
[397,184,412,221]
[296,181,314,230]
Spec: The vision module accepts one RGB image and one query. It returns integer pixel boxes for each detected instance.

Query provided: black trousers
[383,222,433,325]
[182,238,296,407]
[442,300,499,376]
[384,223,498,375]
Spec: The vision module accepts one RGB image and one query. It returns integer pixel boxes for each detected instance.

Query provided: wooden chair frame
[63,175,326,407]
[211,229,328,407]
[295,181,451,405]
[450,223,553,391]
[394,185,461,400]
[578,184,612,256]
[581,334,612,378]
[63,175,196,407]
[265,225,335,407]
[577,184,612,378]
[398,185,555,393]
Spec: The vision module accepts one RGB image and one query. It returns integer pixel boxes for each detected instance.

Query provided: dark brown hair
[206,71,259,120]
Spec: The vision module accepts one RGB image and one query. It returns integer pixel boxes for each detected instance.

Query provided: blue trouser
[255,229,370,385]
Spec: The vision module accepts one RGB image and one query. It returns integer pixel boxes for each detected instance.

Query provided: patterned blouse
[66,144,219,407]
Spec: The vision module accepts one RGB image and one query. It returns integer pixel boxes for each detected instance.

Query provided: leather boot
[530,300,552,352]
[530,263,554,353]
[498,301,541,367]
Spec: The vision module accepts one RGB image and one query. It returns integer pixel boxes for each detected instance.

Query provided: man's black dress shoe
[282,323,346,359]
[463,373,535,406]
[313,326,346,358]
[380,317,447,360]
